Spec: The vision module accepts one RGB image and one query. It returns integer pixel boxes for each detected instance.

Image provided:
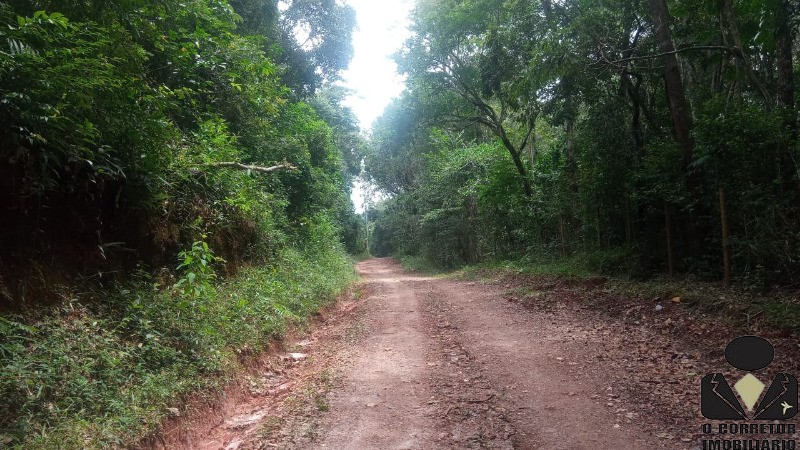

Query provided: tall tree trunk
[648,0,703,259]
[647,0,694,168]
[775,0,799,183]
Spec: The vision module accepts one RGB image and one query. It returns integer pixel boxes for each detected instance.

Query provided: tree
[367,0,800,285]
[397,0,539,197]
[0,0,360,301]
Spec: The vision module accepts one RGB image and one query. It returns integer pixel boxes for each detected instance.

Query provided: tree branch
[607,45,737,65]
[518,117,535,152]
[209,161,298,174]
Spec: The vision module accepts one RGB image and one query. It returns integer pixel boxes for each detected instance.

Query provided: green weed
[397,255,447,275]
[0,243,355,449]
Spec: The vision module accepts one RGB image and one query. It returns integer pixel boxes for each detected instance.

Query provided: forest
[367,0,800,289]
[2,0,800,447]
[0,0,364,446]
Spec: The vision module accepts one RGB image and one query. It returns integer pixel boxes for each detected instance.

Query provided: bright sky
[340,0,414,132]
[340,0,414,213]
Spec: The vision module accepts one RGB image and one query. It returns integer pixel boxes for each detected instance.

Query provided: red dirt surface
[147,258,800,449]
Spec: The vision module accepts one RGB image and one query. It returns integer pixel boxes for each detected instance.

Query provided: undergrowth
[447,250,800,336]
[396,255,448,275]
[0,244,355,449]
[450,250,624,279]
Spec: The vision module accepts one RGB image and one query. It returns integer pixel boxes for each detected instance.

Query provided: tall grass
[0,244,355,449]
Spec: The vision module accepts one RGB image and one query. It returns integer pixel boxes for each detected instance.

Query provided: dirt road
[180,257,753,449]
[312,258,679,449]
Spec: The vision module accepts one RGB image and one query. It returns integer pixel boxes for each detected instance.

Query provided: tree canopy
[367,0,800,286]
[0,0,365,304]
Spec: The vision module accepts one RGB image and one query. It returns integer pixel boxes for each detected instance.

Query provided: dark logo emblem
[701,336,797,420]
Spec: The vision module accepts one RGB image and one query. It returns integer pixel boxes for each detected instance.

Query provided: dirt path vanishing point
[312,258,666,450]
[180,257,781,449]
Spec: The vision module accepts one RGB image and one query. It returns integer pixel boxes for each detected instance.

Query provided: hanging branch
[605,45,737,66]
[208,161,298,174]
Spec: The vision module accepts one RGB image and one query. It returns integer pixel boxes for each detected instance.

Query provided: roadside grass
[606,276,800,334]
[352,252,373,262]
[397,255,449,275]
[450,251,610,280]
[446,251,800,336]
[0,245,356,449]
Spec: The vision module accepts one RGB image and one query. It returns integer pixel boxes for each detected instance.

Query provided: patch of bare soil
[491,273,800,445]
[419,279,658,449]
[309,260,440,449]
[306,258,669,449]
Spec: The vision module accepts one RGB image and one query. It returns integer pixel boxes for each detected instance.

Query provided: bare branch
[608,45,737,65]
[209,161,298,174]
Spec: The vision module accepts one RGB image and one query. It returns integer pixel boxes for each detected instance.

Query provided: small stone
[288,352,307,361]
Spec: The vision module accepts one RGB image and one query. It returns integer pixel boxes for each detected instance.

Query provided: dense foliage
[0,242,354,448]
[0,0,363,446]
[0,0,364,302]
[367,0,800,287]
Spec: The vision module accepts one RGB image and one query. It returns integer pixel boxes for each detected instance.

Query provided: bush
[0,240,355,449]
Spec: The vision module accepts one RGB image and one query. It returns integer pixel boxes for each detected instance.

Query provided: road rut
[314,258,668,449]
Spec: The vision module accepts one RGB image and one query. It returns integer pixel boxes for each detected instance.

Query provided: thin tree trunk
[647,0,694,168]
[665,202,675,276]
[719,187,731,288]
[497,131,533,197]
[775,0,799,184]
